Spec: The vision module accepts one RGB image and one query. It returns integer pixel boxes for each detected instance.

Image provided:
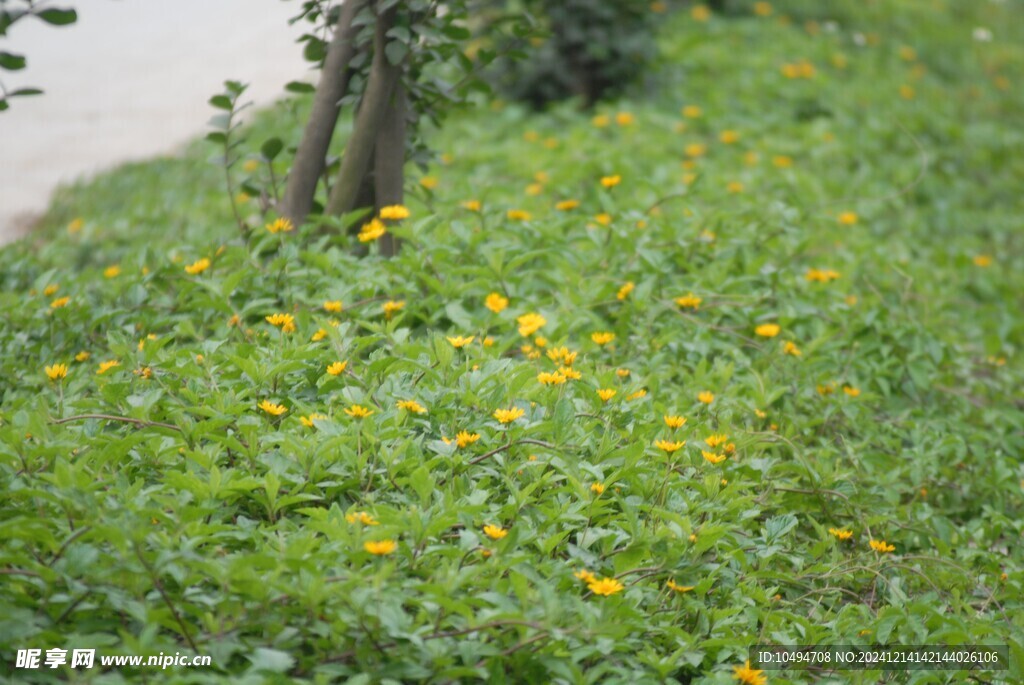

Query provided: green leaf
[35,8,77,26]
[385,40,409,66]
[260,137,283,161]
[0,51,26,71]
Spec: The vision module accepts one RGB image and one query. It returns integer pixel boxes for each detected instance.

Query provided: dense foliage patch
[2,1,1022,682]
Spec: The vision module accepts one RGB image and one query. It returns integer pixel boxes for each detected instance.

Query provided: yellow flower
[829,527,853,541]
[242,159,260,173]
[182,257,210,275]
[546,347,577,365]
[43,284,59,296]
[592,114,610,128]
[383,300,405,319]
[597,388,617,402]
[537,371,567,386]
[397,400,427,414]
[265,313,296,333]
[682,105,702,119]
[517,312,546,337]
[486,292,509,313]
[617,281,635,300]
[698,391,714,404]
[455,430,481,448]
[587,577,625,596]
[323,300,343,313]
[705,434,728,448]
[493,407,525,424]
[817,383,835,396]
[75,351,91,362]
[702,450,726,465]
[574,569,597,584]
[755,323,780,338]
[732,660,767,685]
[843,386,861,397]
[483,524,508,540]
[534,336,547,348]
[344,404,374,419]
[845,295,858,306]
[45,364,68,381]
[559,366,581,380]
[773,155,793,168]
[447,335,475,349]
[379,205,410,220]
[96,360,121,375]
[805,268,841,283]
[346,511,379,525]
[691,4,710,21]
[67,217,84,233]
[655,440,686,453]
[364,540,397,555]
[666,579,695,593]
[555,199,580,211]
[973,255,993,267]
[720,130,740,144]
[483,336,495,347]
[50,296,71,309]
[507,209,532,221]
[419,175,439,190]
[626,389,647,401]
[259,400,287,416]
[684,143,706,158]
[664,415,687,428]
[525,183,543,196]
[266,217,294,234]
[591,332,615,345]
[358,218,386,242]
[675,293,702,309]
[327,361,348,376]
[615,112,634,126]
[600,175,621,188]
[869,539,895,553]
[590,483,606,495]
[783,341,802,356]
[300,413,328,427]
[461,199,482,212]
[753,1,772,16]
[103,265,122,279]
[616,368,630,378]
[311,328,327,342]
[838,211,858,225]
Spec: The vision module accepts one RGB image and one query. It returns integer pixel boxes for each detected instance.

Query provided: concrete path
[0,0,310,244]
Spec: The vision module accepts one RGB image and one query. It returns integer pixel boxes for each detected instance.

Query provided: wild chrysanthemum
[617,282,635,300]
[517,312,546,337]
[664,415,687,428]
[732,660,767,685]
[829,527,853,540]
[698,391,714,404]
[104,265,121,278]
[323,300,343,313]
[783,341,802,356]
[96,360,121,375]
[300,413,327,428]
[311,328,327,342]
[397,400,427,414]
[327,361,348,376]
[626,389,647,401]
[50,296,71,309]
[419,176,438,190]
[705,434,728,448]
[455,430,480,448]
[702,450,726,465]
[265,313,296,333]
[555,199,580,211]
[266,217,294,234]
[358,218,386,242]
[447,335,475,348]
[75,351,91,362]
[755,323,780,338]
[537,371,567,386]
[558,366,581,380]
[259,400,287,416]
[590,483,606,495]
[383,300,405,319]
[843,386,861,397]
[720,130,740,144]
[346,511,379,525]
[485,292,509,313]
[483,524,508,540]
[666,580,694,593]
[587,577,625,596]
[600,175,621,188]
[591,332,615,345]
[507,209,532,221]
[344,405,374,419]
[364,540,397,555]
[493,407,525,424]
[597,388,617,402]
[574,569,597,583]
[379,205,409,220]
[655,440,686,453]
[461,199,481,212]
[838,211,858,225]
[870,539,895,553]
[45,364,68,381]
[675,293,702,309]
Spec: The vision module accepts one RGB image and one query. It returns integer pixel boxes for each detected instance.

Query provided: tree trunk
[324,5,402,219]
[280,0,367,225]
[374,83,406,257]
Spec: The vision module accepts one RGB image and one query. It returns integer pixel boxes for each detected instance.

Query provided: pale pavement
[0,0,310,245]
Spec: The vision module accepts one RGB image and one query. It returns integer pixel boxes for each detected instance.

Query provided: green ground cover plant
[1,1,1022,682]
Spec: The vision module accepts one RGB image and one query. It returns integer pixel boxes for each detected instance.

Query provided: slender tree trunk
[324,5,402,218]
[374,84,406,257]
[280,0,367,225]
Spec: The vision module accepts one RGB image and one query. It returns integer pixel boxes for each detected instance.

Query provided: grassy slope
[2,0,1023,682]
